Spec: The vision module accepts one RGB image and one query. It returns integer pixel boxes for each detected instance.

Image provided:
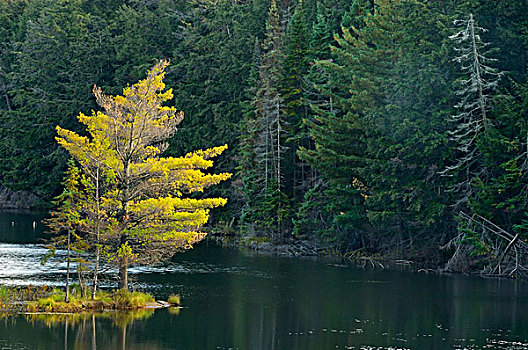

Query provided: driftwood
[443,211,528,278]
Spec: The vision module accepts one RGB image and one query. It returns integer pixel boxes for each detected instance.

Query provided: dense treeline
[1,0,527,262]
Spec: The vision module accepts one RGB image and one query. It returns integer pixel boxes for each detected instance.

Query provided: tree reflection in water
[15,308,157,349]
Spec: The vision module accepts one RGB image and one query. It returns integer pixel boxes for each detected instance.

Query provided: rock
[258,242,273,251]
[0,186,40,209]
[145,301,172,309]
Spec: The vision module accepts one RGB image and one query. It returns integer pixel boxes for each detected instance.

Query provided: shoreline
[210,235,523,280]
[212,235,426,269]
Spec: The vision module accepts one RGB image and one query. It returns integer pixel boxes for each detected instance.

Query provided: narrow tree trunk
[92,246,100,299]
[118,159,130,291]
[78,262,86,298]
[92,167,101,300]
[276,102,282,241]
[118,256,128,290]
[469,13,488,128]
[65,228,71,303]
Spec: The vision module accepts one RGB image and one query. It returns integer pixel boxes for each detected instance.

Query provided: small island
[0,285,180,314]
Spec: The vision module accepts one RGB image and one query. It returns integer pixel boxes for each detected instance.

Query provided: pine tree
[55,61,231,290]
[299,0,374,248]
[364,1,453,253]
[238,0,290,241]
[282,0,311,206]
[46,161,82,302]
[5,0,111,199]
[238,37,262,230]
[292,1,333,239]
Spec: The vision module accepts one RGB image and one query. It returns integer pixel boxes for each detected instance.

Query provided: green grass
[28,289,156,313]
[167,294,181,306]
[0,285,182,314]
[113,289,155,309]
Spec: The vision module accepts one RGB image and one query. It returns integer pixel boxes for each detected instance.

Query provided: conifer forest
[1,0,528,270]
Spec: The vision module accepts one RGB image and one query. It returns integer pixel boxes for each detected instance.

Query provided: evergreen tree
[282,0,311,205]
[46,161,82,302]
[239,0,289,241]
[292,1,333,239]
[301,0,453,252]
[468,82,528,233]
[55,61,231,290]
[299,0,374,249]
[5,0,111,199]
[361,1,454,254]
[238,37,262,229]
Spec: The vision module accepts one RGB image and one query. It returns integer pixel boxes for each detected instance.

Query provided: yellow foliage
[55,60,232,268]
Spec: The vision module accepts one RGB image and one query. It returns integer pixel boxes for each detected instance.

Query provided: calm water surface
[0,212,527,349]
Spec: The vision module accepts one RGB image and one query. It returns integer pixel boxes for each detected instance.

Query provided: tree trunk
[77,261,86,298]
[65,228,71,303]
[92,166,101,300]
[118,256,128,290]
[469,13,488,129]
[119,159,130,291]
[92,248,99,299]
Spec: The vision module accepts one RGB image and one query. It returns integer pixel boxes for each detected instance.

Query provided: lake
[0,212,527,349]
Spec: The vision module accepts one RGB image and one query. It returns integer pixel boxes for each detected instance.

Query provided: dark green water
[0,212,528,349]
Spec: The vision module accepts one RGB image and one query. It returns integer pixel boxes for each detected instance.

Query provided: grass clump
[167,294,181,306]
[0,285,53,313]
[28,289,155,313]
[113,289,155,309]
[34,290,85,313]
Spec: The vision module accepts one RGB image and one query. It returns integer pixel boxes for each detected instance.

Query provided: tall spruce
[282,0,311,207]
[299,0,374,249]
[239,0,289,241]
[301,0,453,252]
[292,1,333,239]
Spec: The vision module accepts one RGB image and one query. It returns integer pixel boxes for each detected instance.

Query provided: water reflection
[0,211,47,243]
[1,309,156,350]
[0,212,528,348]
[1,266,528,350]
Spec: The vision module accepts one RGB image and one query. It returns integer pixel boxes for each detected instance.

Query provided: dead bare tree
[440,13,503,208]
[442,211,528,278]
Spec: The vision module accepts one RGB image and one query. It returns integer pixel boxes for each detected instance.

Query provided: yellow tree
[56,60,231,290]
